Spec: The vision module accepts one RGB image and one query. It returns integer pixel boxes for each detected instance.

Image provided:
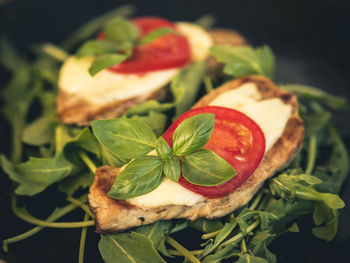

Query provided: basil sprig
[92,113,236,200]
[75,17,181,76]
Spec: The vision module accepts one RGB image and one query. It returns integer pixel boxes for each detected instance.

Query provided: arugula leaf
[312,203,339,241]
[171,62,206,119]
[181,149,236,186]
[1,153,72,196]
[130,111,168,137]
[280,84,348,110]
[98,232,165,263]
[0,38,27,72]
[200,221,237,259]
[188,218,223,233]
[163,157,181,183]
[89,53,129,76]
[22,114,56,146]
[210,45,275,78]
[108,156,163,200]
[100,145,130,167]
[136,221,174,257]
[92,118,157,159]
[58,172,93,197]
[250,231,277,263]
[138,27,178,45]
[172,113,215,156]
[104,17,139,43]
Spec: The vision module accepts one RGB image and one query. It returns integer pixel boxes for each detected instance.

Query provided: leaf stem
[220,219,261,247]
[305,135,317,174]
[3,195,88,251]
[248,190,264,210]
[11,195,95,228]
[204,76,213,93]
[201,228,222,239]
[78,213,89,263]
[41,43,69,62]
[79,151,97,173]
[241,238,247,253]
[166,237,200,263]
[66,196,95,218]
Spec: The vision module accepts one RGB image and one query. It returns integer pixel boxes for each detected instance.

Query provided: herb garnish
[76,17,179,76]
[92,113,236,199]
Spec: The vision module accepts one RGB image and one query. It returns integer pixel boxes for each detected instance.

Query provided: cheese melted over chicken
[127,83,292,207]
[58,23,213,106]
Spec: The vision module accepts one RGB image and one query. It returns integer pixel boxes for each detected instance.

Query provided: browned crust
[88,75,305,233]
[57,87,167,126]
[57,29,247,126]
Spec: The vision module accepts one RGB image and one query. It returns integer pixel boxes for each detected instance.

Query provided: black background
[0,0,350,262]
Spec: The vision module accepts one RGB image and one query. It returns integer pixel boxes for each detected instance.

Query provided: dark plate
[1,0,349,262]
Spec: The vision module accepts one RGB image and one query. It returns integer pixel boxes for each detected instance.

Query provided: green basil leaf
[210,45,275,78]
[108,156,163,200]
[104,17,139,43]
[0,153,72,196]
[76,40,121,57]
[89,53,129,76]
[99,232,165,263]
[155,137,172,160]
[172,113,215,156]
[138,27,178,45]
[163,156,181,182]
[92,118,156,159]
[181,149,236,186]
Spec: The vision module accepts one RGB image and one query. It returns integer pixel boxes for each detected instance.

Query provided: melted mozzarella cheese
[59,57,179,105]
[209,82,292,152]
[127,83,292,208]
[58,23,212,105]
[176,22,213,61]
[128,177,206,207]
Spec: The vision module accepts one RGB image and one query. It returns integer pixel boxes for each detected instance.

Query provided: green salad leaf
[99,232,166,263]
[210,45,275,78]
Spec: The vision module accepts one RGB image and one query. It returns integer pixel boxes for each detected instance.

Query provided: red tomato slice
[107,17,191,74]
[162,106,266,198]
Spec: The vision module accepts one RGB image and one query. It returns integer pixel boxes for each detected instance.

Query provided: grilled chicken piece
[57,28,247,126]
[88,75,304,233]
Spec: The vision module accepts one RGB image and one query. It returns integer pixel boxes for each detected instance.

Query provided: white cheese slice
[127,83,292,208]
[176,22,213,61]
[209,82,292,152]
[58,23,212,106]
